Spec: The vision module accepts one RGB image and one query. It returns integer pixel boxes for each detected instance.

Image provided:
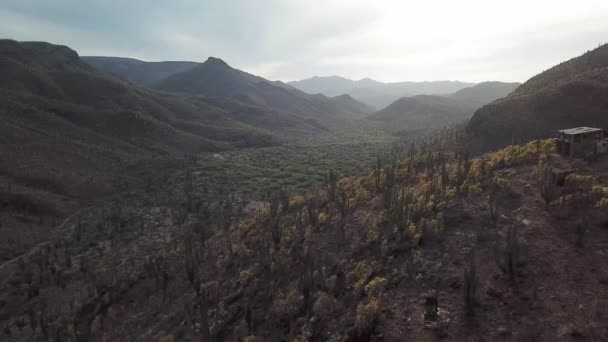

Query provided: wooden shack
[556,127,607,158]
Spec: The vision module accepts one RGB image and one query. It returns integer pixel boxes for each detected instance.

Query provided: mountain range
[85,56,374,124]
[153,57,373,123]
[288,76,476,109]
[5,39,607,201]
[0,40,331,203]
[83,56,521,133]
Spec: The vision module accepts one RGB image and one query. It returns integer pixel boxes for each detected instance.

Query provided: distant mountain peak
[334,93,353,100]
[203,56,229,67]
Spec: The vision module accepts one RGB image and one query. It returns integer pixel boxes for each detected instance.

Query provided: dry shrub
[348,261,374,296]
[232,319,248,341]
[271,288,302,318]
[327,334,346,342]
[289,195,306,208]
[355,299,381,334]
[364,277,387,299]
[159,334,175,342]
[293,324,312,342]
[326,275,338,295]
[239,270,254,286]
[312,292,335,318]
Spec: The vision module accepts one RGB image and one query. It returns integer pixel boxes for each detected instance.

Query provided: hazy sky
[2,0,607,82]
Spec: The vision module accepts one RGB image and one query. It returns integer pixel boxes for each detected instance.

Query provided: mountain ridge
[82,56,199,86]
[467,43,608,152]
[153,57,373,123]
[365,82,520,133]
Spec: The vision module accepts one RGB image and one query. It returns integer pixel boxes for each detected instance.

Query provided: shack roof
[557,127,604,136]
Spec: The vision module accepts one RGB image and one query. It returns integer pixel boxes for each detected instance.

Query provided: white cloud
[2,0,608,82]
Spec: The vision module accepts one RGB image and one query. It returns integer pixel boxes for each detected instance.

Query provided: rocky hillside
[82,56,198,86]
[3,137,608,341]
[467,44,608,152]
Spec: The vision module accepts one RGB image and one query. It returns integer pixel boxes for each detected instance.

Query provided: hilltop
[467,44,608,152]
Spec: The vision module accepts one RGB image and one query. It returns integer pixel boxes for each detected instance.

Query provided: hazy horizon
[2,0,607,83]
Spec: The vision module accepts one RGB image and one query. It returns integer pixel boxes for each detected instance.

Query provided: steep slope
[289,76,476,109]
[82,56,198,85]
[367,95,474,133]
[467,44,608,152]
[154,59,373,123]
[449,81,520,108]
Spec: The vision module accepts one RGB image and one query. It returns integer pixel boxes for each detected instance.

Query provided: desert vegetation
[6,133,608,341]
[3,36,608,342]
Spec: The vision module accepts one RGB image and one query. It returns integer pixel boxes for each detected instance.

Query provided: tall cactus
[325,170,338,202]
[307,199,319,230]
[464,251,478,316]
[301,247,315,314]
[505,224,519,281]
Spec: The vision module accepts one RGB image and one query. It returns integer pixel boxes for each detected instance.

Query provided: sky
[1,0,607,83]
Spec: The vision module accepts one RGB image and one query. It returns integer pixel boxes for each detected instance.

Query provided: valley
[1,30,608,342]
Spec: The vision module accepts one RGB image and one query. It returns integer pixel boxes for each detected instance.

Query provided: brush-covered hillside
[366,95,474,133]
[467,44,608,152]
[365,82,520,134]
[3,136,608,341]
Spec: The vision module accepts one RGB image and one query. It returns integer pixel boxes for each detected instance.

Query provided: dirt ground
[382,158,608,341]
